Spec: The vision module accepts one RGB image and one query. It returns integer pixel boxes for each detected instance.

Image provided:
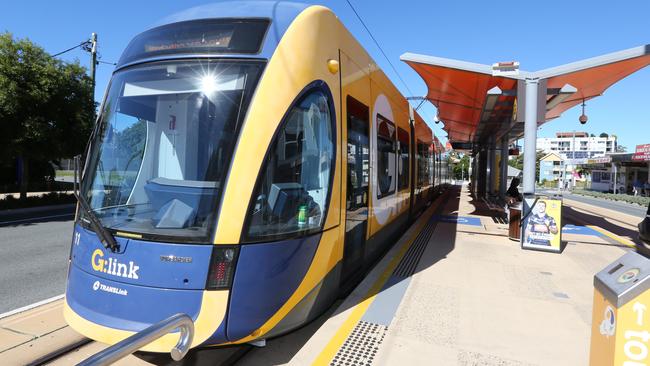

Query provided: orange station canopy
[401,45,650,150]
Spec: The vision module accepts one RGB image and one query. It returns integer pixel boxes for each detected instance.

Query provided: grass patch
[0,192,76,210]
[571,189,650,207]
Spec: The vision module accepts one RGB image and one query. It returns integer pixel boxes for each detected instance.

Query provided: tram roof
[401,45,650,150]
[117,1,311,67]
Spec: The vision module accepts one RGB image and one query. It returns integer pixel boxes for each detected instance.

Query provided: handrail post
[77,313,194,366]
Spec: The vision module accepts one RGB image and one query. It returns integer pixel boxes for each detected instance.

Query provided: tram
[64,1,450,351]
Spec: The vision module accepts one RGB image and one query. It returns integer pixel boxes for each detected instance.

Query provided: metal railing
[77,313,194,365]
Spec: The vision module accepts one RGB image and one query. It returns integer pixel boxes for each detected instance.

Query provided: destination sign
[118,19,269,66]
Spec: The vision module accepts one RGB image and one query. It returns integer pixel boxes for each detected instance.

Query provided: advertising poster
[521,198,562,252]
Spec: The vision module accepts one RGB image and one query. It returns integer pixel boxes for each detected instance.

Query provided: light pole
[571,130,577,190]
[613,162,618,194]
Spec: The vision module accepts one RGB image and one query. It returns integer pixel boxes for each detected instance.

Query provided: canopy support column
[523,78,540,196]
[500,134,509,199]
[489,137,497,197]
[478,148,487,198]
[468,156,473,184]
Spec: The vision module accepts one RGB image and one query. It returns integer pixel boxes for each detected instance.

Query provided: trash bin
[508,203,522,241]
[589,251,650,366]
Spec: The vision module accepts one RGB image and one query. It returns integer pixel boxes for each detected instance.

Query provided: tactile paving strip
[392,214,438,278]
[329,194,449,365]
[330,321,388,366]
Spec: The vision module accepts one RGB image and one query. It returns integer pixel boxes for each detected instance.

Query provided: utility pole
[90,33,97,101]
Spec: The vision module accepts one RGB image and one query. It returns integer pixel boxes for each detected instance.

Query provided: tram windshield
[81,60,263,242]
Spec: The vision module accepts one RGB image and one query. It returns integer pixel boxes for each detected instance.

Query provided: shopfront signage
[632,144,650,162]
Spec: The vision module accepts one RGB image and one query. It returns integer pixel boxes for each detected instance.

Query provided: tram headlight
[206,246,238,290]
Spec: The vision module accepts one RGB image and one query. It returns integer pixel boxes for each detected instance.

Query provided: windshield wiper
[73,155,120,253]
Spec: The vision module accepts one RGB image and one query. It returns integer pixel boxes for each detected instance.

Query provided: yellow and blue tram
[64,1,449,351]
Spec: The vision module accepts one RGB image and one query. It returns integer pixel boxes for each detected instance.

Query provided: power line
[51,40,91,57]
[344,0,414,97]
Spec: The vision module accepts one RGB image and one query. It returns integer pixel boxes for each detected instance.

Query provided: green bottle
[298,205,307,226]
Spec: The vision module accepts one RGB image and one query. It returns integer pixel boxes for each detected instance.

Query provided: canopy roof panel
[542,48,650,120]
[406,59,519,143]
[401,45,650,148]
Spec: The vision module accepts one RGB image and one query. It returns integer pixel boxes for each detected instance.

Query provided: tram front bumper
[64,264,230,351]
[64,224,231,351]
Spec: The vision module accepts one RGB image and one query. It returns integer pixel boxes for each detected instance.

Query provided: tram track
[26,338,93,366]
[562,197,643,230]
[562,198,650,257]
[27,338,253,366]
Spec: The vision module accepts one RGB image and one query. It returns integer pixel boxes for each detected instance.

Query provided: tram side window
[397,127,409,190]
[417,141,430,189]
[377,114,396,198]
[244,86,335,242]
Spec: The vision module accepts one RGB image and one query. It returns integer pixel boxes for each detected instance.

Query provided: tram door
[342,96,370,284]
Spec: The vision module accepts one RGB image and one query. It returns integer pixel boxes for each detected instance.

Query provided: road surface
[0,208,74,314]
[539,189,646,219]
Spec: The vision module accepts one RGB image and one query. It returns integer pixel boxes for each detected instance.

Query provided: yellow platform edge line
[311,198,442,366]
[587,225,636,249]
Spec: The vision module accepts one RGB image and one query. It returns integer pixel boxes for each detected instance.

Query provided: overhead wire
[51,40,91,57]
[52,40,116,66]
[344,0,414,97]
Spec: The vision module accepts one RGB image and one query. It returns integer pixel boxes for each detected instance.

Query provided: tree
[599,132,609,138]
[452,154,470,180]
[508,150,545,181]
[0,32,94,198]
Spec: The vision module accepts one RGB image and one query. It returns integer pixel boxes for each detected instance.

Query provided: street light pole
[571,130,576,189]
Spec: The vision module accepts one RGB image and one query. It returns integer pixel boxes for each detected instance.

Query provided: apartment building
[537,131,617,159]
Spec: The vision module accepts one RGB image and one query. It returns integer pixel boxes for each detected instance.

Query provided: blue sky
[2,0,649,150]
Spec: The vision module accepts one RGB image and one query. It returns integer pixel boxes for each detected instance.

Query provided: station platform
[241,184,637,366]
[0,184,643,365]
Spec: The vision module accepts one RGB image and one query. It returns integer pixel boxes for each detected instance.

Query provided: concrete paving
[0,299,151,366]
[372,189,629,365]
